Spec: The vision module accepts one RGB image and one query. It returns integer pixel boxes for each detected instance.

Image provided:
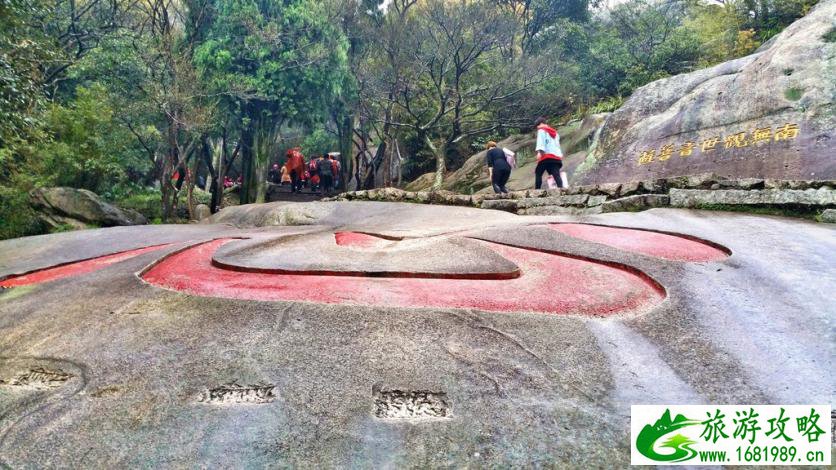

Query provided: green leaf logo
[636,409,701,462]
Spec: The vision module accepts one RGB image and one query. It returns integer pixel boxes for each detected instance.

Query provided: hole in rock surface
[374,390,450,419]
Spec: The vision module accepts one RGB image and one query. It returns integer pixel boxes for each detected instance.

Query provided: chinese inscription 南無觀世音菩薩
[636,123,800,166]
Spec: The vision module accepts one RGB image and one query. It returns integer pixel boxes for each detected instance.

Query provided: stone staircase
[327,173,836,220]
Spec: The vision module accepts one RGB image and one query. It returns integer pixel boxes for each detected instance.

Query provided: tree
[194,0,350,204]
[369,0,551,188]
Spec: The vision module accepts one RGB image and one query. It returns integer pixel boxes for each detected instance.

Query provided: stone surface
[819,208,836,223]
[669,188,836,208]
[601,194,671,213]
[574,1,836,184]
[517,195,590,209]
[517,205,602,216]
[0,202,833,467]
[480,199,519,212]
[211,232,520,278]
[193,204,212,221]
[29,187,147,228]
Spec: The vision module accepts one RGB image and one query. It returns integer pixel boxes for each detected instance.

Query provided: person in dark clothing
[485,141,511,194]
[316,154,335,196]
[268,163,281,184]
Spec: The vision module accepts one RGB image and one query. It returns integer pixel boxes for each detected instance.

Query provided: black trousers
[492,168,511,194]
[320,174,334,195]
[290,169,304,192]
[534,159,563,189]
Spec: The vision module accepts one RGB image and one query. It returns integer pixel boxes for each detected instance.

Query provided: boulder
[574,1,836,184]
[193,204,212,221]
[30,187,148,228]
[820,209,836,223]
[403,172,436,192]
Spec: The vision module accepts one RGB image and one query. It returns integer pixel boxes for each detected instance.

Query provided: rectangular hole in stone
[199,382,275,404]
[373,389,450,419]
[10,367,72,389]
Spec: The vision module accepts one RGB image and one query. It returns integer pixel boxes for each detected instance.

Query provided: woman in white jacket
[533,117,564,189]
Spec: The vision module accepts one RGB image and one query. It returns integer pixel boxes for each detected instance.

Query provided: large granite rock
[0,203,834,466]
[574,1,836,185]
[30,187,147,228]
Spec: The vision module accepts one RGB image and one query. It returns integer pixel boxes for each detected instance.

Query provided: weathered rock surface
[0,204,832,467]
[821,208,836,223]
[29,187,147,228]
[193,204,212,221]
[669,188,836,208]
[574,1,836,184]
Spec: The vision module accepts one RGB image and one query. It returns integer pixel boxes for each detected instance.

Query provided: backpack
[502,147,516,169]
[317,158,333,176]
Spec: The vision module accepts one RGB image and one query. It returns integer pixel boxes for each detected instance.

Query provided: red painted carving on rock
[141,238,665,316]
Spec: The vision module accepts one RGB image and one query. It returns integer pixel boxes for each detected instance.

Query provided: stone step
[669,188,835,208]
[601,194,670,213]
[517,205,603,216]
[481,194,608,212]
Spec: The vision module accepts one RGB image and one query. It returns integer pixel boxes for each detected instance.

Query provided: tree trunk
[337,113,353,191]
[209,137,224,213]
[186,146,201,220]
[161,121,180,221]
[425,134,445,189]
[394,138,403,187]
[239,124,255,205]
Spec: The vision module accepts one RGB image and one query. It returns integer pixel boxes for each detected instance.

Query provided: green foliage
[0,0,824,237]
[49,223,79,233]
[784,87,804,101]
[589,96,625,115]
[115,187,211,221]
[194,0,350,125]
[0,0,53,154]
[301,129,338,158]
[737,0,820,42]
[32,84,150,197]
[0,185,42,240]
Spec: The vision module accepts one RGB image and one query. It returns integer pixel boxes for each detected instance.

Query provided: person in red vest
[533,117,565,189]
[308,157,320,192]
[285,147,306,193]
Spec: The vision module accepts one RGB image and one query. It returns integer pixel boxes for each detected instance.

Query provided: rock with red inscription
[574,1,836,185]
